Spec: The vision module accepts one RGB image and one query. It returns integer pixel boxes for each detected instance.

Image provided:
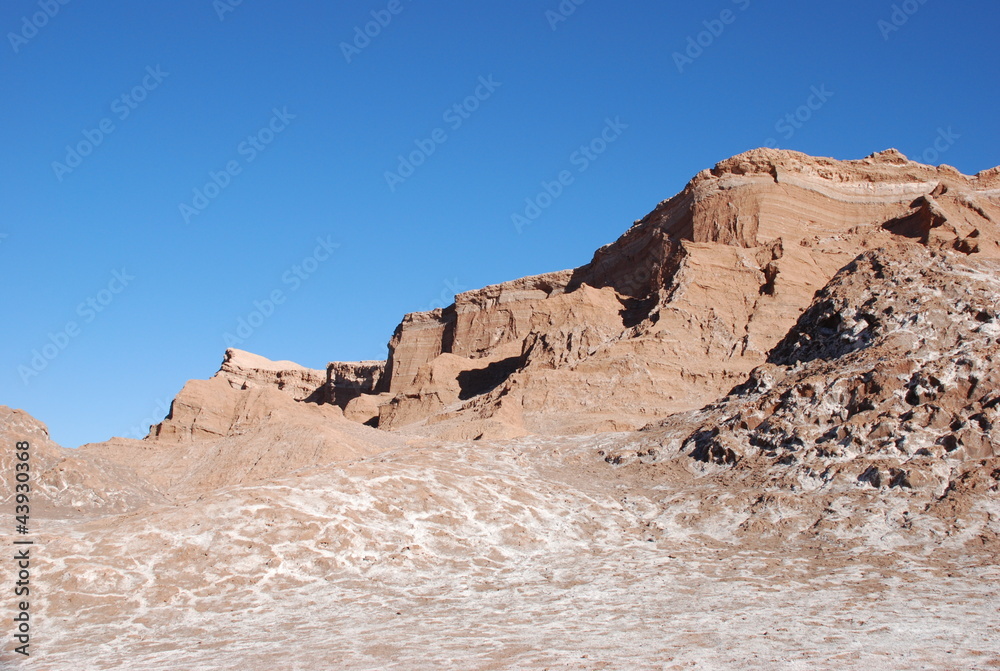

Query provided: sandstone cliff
[365,149,1000,438]
[66,148,1000,490]
[600,242,999,547]
[212,348,385,409]
[74,350,403,496]
[327,359,386,407]
[214,348,327,403]
[139,150,1000,441]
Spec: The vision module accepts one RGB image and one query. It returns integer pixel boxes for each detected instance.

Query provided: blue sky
[2,0,998,447]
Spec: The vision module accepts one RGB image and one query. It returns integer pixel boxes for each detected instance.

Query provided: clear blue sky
[2,0,998,447]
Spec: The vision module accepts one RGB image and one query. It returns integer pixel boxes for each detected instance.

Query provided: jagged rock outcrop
[164,150,999,442]
[678,245,1000,474]
[66,351,399,496]
[215,348,327,402]
[355,149,1000,438]
[603,244,999,525]
[383,270,576,392]
[215,348,388,409]
[326,360,386,407]
[69,148,1000,484]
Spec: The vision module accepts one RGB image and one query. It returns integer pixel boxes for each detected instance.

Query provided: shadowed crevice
[457,356,522,401]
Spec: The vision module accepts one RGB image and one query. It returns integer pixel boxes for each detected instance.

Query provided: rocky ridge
[596,243,999,549]
[341,150,988,438]
[40,147,996,496]
[106,149,1000,445]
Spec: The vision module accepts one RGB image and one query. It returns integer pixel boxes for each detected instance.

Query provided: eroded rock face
[86,377,400,496]
[216,348,327,403]
[187,347,386,416]
[326,360,386,408]
[75,350,403,494]
[47,147,997,468]
[365,149,1000,438]
[608,245,1000,506]
[382,270,574,393]
[174,150,996,441]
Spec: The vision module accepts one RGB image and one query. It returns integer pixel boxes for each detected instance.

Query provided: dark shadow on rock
[457,357,522,401]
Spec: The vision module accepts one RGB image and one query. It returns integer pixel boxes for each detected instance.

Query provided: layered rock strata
[364,149,1000,438]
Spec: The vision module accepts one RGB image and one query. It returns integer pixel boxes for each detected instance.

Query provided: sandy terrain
[3,434,999,670]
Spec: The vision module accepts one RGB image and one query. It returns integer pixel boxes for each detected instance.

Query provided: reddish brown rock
[216,348,326,402]
[362,149,1000,438]
[326,360,386,407]
[76,352,403,496]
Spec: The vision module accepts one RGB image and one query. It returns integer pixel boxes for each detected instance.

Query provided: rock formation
[609,243,1000,474]
[72,350,403,495]
[326,360,385,407]
[9,147,998,493]
[353,149,1000,438]
[99,148,1000,447]
[214,348,327,402]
